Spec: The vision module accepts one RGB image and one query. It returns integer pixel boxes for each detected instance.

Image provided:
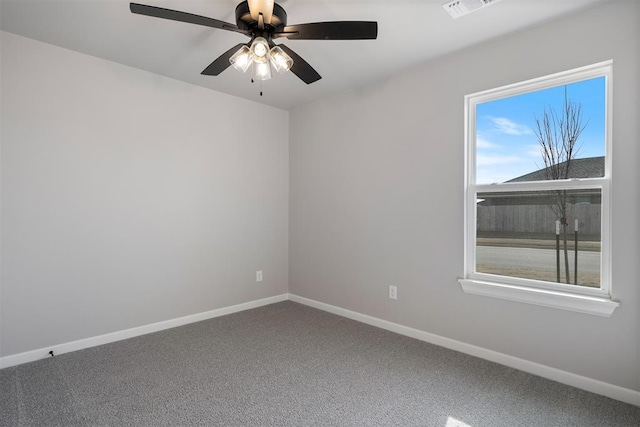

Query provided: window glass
[475,77,606,185]
[476,189,601,287]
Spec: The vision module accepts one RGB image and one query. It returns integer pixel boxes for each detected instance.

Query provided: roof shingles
[507,156,604,182]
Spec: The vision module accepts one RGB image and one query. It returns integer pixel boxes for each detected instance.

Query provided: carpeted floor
[1,301,639,426]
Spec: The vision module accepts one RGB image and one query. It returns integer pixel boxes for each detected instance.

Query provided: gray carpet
[1,301,639,426]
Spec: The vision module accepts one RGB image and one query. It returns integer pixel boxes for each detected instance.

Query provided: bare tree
[533,87,588,284]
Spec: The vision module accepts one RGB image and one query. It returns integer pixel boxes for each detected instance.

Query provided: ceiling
[0,0,610,110]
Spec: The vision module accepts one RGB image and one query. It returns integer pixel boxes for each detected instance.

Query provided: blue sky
[475,76,606,184]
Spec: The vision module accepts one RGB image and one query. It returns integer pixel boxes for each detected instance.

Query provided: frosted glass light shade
[250,37,270,59]
[229,45,253,72]
[269,46,293,74]
[253,57,272,80]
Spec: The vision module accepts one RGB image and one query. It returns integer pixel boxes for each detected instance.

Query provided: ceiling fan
[130,0,378,85]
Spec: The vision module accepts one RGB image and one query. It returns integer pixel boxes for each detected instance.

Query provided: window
[460,61,618,316]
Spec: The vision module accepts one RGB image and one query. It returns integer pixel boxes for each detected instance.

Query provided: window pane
[475,77,606,184]
[476,189,601,288]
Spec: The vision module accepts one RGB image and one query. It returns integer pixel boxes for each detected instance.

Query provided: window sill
[459,278,619,317]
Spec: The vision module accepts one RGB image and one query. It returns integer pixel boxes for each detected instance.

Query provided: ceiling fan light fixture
[229,45,254,72]
[253,58,272,80]
[247,0,274,24]
[131,1,378,86]
[269,46,293,74]
[250,37,270,58]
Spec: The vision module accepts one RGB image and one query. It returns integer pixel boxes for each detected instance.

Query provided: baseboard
[288,293,640,408]
[3,292,638,407]
[0,294,288,369]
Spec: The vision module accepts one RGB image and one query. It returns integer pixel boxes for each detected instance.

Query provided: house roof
[507,156,604,183]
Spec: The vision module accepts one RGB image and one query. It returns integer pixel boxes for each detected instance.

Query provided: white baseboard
[288,293,640,408]
[3,292,638,408]
[0,294,288,369]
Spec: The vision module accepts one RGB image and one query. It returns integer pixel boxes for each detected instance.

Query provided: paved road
[476,246,600,274]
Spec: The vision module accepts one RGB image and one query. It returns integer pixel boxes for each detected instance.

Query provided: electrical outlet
[256,270,263,282]
[389,285,397,300]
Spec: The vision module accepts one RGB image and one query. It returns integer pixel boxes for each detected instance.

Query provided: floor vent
[442,0,503,19]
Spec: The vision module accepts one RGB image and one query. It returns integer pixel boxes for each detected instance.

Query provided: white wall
[289,0,640,392]
[0,32,289,357]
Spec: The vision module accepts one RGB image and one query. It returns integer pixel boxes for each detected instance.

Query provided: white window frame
[459,61,619,317]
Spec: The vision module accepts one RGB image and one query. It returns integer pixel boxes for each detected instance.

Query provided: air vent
[442,0,503,19]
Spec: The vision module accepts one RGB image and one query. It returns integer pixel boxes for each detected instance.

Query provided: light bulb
[229,45,253,72]
[269,46,293,74]
[250,37,269,58]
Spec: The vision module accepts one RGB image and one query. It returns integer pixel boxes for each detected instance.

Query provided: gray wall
[1,32,289,357]
[2,0,639,396]
[289,0,640,392]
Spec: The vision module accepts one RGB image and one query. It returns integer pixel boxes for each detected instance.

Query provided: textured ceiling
[0,0,610,110]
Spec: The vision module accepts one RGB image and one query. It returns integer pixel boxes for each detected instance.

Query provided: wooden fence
[477,204,601,235]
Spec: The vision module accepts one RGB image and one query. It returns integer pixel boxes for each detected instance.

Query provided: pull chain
[249,77,263,97]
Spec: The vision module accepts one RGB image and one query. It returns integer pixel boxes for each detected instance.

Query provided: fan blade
[278,44,321,84]
[130,3,247,35]
[275,21,378,40]
[201,43,247,76]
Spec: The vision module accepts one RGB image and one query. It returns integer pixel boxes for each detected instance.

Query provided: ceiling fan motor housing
[235,1,287,34]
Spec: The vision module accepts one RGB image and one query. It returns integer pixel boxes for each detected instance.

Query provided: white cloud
[477,166,524,184]
[476,154,523,166]
[488,117,532,136]
[525,144,542,158]
[476,155,528,183]
[476,137,497,149]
